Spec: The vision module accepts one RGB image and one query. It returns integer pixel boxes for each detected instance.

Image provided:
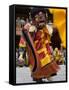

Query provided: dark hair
[51,27,62,50]
[30,7,48,18]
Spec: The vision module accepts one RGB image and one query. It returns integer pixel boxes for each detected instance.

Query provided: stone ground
[16,65,66,84]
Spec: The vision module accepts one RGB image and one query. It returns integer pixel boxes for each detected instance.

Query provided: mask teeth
[39,22,45,26]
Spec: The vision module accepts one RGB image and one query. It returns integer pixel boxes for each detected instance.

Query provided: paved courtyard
[16,65,66,84]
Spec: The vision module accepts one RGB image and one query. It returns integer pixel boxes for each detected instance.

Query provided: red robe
[26,27,60,79]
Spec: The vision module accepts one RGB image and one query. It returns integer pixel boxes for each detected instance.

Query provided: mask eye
[35,15,39,21]
[35,15,39,18]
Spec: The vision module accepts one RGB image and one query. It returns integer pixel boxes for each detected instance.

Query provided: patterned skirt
[32,60,60,79]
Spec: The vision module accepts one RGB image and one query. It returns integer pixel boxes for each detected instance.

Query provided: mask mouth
[37,22,45,29]
[36,20,46,29]
[38,20,46,27]
[39,22,45,26]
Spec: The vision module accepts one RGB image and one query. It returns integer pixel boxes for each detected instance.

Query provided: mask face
[34,11,46,29]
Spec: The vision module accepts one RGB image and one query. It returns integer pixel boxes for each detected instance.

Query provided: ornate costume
[25,27,60,80]
[22,8,60,81]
